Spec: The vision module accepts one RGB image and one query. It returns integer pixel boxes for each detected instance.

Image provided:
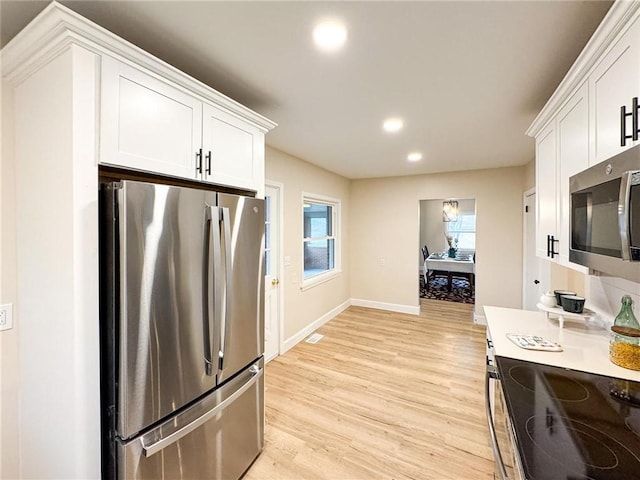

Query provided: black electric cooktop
[496,356,640,480]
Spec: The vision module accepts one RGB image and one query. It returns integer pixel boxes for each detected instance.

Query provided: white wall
[419,200,447,259]
[265,146,351,344]
[1,77,20,480]
[350,166,526,317]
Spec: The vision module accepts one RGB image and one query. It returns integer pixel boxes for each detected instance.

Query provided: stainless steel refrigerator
[99,179,265,479]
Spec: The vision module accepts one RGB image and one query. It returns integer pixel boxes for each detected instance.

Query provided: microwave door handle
[218,207,232,371]
[485,366,509,480]
[619,171,634,261]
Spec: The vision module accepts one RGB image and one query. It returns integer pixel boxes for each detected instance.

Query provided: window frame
[301,192,341,290]
[445,211,477,253]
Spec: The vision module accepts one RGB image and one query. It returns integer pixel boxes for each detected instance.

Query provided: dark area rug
[420,274,475,304]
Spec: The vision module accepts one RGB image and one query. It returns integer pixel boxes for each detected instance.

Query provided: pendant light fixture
[442,200,459,222]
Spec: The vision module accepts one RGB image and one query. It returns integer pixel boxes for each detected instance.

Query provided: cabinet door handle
[547,234,558,258]
[549,235,559,259]
[621,97,638,147]
[195,148,203,174]
[633,97,639,142]
[205,151,212,175]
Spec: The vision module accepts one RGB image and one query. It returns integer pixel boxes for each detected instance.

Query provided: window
[445,213,476,251]
[302,194,340,287]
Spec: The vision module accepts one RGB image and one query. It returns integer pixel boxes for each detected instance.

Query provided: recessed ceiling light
[313,21,347,52]
[383,118,404,133]
[407,152,423,162]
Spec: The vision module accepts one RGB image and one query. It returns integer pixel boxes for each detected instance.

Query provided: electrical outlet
[0,304,13,331]
[379,258,385,266]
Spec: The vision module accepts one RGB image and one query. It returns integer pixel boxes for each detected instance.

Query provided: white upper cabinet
[101,56,203,179]
[589,15,640,165]
[528,2,640,271]
[534,83,590,273]
[535,122,558,260]
[201,104,264,191]
[556,82,589,266]
[100,56,274,194]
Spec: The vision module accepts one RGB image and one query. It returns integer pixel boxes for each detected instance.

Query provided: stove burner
[509,365,589,402]
[626,414,640,439]
[526,415,625,473]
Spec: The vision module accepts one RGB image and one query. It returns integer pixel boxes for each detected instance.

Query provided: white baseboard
[350,298,420,316]
[282,299,351,354]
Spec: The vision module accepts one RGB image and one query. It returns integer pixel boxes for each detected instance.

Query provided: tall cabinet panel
[8,44,102,478]
[101,56,203,179]
[589,16,640,165]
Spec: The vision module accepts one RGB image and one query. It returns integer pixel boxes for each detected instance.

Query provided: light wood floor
[245,299,494,480]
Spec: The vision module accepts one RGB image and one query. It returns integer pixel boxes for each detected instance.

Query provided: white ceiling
[1,0,613,179]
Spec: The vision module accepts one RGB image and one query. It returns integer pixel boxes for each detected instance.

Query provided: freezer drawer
[117,359,264,480]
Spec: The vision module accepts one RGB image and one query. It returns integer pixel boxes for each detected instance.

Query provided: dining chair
[451,251,475,294]
[422,244,449,292]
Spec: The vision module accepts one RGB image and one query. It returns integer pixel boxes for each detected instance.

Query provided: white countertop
[484,305,640,382]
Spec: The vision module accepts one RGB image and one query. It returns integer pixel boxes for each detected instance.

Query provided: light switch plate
[0,304,13,331]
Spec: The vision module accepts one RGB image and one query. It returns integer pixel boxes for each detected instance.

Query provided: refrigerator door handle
[218,206,233,371]
[140,363,263,458]
[203,206,221,376]
[212,206,224,376]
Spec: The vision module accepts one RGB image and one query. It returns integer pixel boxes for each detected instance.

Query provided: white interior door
[524,191,549,310]
[264,183,282,362]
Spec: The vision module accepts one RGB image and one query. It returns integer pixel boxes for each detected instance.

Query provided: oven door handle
[618,170,637,261]
[486,365,509,480]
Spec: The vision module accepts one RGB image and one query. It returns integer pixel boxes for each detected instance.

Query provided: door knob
[271,278,280,286]
[534,280,540,285]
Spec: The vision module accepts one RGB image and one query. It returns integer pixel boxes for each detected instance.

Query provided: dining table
[424,253,475,292]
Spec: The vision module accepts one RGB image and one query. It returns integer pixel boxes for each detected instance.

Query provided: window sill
[300,269,341,291]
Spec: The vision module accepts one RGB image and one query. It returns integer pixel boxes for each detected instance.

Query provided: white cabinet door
[535,122,558,259]
[590,16,640,165]
[556,82,589,270]
[201,104,264,193]
[101,56,202,178]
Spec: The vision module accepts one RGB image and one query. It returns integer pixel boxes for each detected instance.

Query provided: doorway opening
[265,182,283,362]
[419,198,476,305]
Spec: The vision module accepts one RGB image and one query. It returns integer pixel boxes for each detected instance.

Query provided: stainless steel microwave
[569,145,640,283]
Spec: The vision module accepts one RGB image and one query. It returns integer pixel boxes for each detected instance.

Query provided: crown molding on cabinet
[0,1,277,133]
[526,0,640,138]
